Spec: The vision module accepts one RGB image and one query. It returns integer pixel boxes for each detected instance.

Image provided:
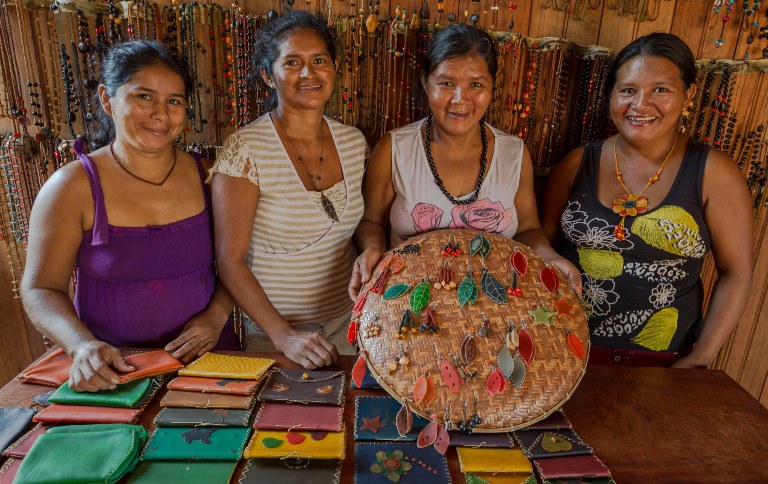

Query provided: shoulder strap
[74,141,109,246]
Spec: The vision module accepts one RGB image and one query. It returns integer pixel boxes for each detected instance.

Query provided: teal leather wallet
[141,427,251,461]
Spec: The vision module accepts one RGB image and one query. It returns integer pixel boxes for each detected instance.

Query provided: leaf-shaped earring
[486,359,506,397]
[511,248,528,277]
[461,332,478,364]
[481,265,508,304]
[351,351,368,388]
[389,252,405,273]
[458,265,479,307]
[437,349,462,393]
[413,367,436,406]
[410,278,431,313]
[347,317,358,345]
[396,399,414,437]
[540,266,559,294]
[562,319,585,360]
[383,283,411,300]
[518,319,536,365]
[417,405,451,454]
[469,233,491,259]
[510,352,526,389]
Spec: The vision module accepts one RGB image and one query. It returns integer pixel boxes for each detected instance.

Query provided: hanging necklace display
[109,143,177,186]
[612,132,678,240]
[271,113,339,223]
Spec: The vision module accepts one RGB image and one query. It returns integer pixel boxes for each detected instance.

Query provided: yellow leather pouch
[463,472,536,484]
[457,447,532,474]
[178,353,275,380]
[243,427,346,460]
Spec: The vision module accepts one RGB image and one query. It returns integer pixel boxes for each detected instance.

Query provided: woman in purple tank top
[21,42,238,392]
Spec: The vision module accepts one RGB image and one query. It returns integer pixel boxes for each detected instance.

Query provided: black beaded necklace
[424,113,488,205]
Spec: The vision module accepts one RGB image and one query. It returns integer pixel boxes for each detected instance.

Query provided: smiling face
[609,54,695,145]
[100,63,187,153]
[263,28,336,113]
[423,54,493,137]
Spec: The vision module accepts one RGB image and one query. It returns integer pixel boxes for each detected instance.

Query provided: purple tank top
[73,145,239,349]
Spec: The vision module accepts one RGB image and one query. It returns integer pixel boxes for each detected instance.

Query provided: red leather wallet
[253,402,344,432]
[0,457,21,484]
[17,348,72,387]
[32,404,143,425]
[167,376,261,395]
[119,350,183,383]
[2,424,48,459]
[534,454,612,479]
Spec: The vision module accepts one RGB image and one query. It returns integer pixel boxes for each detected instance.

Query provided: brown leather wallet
[160,390,254,409]
[17,348,71,387]
[119,350,183,383]
[32,404,143,425]
[167,376,261,395]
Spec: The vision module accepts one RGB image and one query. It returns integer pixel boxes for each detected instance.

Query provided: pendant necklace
[272,112,339,223]
[612,132,677,240]
[109,142,177,186]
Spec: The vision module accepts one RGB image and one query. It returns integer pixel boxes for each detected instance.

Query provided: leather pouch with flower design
[354,442,450,483]
[243,427,346,459]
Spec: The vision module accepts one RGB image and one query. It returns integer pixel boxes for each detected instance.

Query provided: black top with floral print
[559,139,711,353]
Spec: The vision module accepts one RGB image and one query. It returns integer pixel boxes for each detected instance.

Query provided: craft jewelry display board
[354,229,589,432]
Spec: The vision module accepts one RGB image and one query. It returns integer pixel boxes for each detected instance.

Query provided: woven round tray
[354,229,589,432]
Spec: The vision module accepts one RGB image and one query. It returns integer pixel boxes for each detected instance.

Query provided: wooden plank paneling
[563,1,604,47]
[633,0,676,40]
[527,2,567,39]
[670,0,710,57]
[595,2,637,52]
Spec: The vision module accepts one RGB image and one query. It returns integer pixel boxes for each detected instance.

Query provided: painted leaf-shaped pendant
[567,331,585,360]
[510,352,527,389]
[511,250,528,277]
[347,320,358,345]
[417,420,438,448]
[434,424,450,454]
[440,358,462,393]
[486,368,506,396]
[461,334,478,364]
[413,373,436,406]
[469,234,491,259]
[410,281,431,313]
[383,283,411,300]
[320,192,339,222]
[458,275,478,307]
[389,253,405,273]
[497,347,515,380]
[396,401,413,437]
[351,353,367,388]
[481,268,508,304]
[519,326,536,365]
[540,266,559,293]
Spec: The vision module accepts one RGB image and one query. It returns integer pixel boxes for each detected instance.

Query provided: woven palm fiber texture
[355,229,589,432]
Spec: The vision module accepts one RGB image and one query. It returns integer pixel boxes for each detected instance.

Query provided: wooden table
[1,353,767,483]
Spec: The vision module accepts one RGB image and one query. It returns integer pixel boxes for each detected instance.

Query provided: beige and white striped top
[211,114,367,324]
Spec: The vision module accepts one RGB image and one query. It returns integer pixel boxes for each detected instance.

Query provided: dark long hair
[422,24,498,79]
[251,10,338,111]
[607,32,696,94]
[90,41,192,150]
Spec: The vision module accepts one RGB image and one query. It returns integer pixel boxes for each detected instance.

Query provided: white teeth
[628,116,656,122]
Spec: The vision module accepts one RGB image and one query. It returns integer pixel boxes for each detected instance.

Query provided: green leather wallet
[141,427,251,461]
[127,461,237,483]
[14,424,148,484]
[48,378,152,408]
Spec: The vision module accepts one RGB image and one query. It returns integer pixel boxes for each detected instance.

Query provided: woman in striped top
[211,11,367,368]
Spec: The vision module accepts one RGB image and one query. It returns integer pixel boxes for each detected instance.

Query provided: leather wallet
[0,457,21,484]
[154,407,253,427]
[464,472,535,483]
[141,427,251,461]
[253,402,344,432]
[127,461,238,483]
[354,396,429,441]
[457,447,533,474]
[525,410,573,430]
[0,407,36,456]
[119,350,183,383]
[17,348,71,387]
[534,454,612,479]
[49,377,151,408]
[32,403,142,424]
[354,442,450,483]
[243,427,346,459]
[257,369,345,406]
[178,353,274,380]
[449,431,515,448]
[239,458,342,484]
[167,376,262,395]
[160,390,254,409]
[543,478,616,484]
[15,424,147,484]
[514,429,593,460]
[2,423,47,458]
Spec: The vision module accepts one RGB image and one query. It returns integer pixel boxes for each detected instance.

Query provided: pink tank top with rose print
[388,119,523,246]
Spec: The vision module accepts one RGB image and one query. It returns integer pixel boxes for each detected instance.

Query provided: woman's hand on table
[165,313,223,363]
[546,255,583,297]
[348,247,385,300]
[275,328,340,369]
[69,340,135,392]
[670,353,711,369]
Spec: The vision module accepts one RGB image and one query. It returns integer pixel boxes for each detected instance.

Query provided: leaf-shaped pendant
[417,419,438,448]
[347,319,358,345]
[469,234,491,259]
[413,373,436,406]
[352,289,368,316]
[486,367,506,396]
[481,267,508,304]
[389,253,405,273]
[383,283,411,300]
[439,357,462,393]
[396,401,413,437]
[319,192,339,222]
[351,352,367,388]
[565,325,585,360]
[511,249,528,277]
[519,321,536,365]
[460,334,478,364]
[410,280,431,313]
[497,347,515,380]
[510,352,527,389]
[458,270,479,307]
[434,423,450,454]
[540,266,559,294]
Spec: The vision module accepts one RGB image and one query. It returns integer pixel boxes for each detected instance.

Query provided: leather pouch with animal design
[141,427,251,461]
